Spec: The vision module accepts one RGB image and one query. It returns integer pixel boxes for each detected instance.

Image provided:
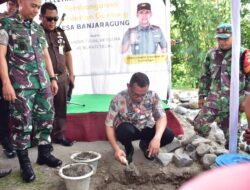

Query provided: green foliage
[241,3,250,47]
[170,0,250,88]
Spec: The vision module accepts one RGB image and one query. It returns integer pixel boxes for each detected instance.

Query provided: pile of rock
[157,129,228,169]
[157,90,248,169]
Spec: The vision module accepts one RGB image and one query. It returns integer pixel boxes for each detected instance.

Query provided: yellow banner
[124,54,168,64]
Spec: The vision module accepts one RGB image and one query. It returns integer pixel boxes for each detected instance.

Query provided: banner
[42,0,171,98]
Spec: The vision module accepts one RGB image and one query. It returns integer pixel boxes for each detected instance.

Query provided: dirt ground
[0,140,203,190]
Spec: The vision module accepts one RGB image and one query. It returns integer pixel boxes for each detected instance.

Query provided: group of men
[0,0,250,184]
[0,0,73,181]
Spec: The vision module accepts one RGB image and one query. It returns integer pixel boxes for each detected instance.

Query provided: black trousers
[116,122,174,151]
[0,82,10,141]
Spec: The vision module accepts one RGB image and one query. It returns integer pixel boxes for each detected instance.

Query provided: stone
[196,143,211,156]
[201,154,217,169]
[156,152,174,166]
[192,137,211,147]
[180,130,197,146]
[165,138,182,152]
[174,106,188,115]
[173,152,193,167]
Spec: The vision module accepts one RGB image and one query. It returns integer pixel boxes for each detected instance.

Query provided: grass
[0,165,58,190]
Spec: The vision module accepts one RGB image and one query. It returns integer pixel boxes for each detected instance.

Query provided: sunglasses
[44,16,59,22]
[217,37,230,41]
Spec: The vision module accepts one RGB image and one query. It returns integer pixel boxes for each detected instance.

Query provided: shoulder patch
[151,25,160,29]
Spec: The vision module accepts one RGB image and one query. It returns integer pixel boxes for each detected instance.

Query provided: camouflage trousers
[193,105,230,139]
[10,87,54,150]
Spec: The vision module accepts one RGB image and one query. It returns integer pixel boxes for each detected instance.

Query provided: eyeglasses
[44,16,59,22]
[129,88,147,99]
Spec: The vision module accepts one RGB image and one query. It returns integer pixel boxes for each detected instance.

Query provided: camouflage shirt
[199,47,250,109]
[105,90,166,131]
[0,14,49,89]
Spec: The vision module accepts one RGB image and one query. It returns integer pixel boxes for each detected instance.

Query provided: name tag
[59,46,64,55]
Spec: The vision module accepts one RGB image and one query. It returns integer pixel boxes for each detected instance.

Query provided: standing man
[40,2,74,146]
[105,72,174,164]
[0,0,18,159]
[0,0,18,19]
[0,0,62,183]
[194,23,250,142]
[121,3,167,55]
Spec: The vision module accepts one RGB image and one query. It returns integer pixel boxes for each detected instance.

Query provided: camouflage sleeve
[0,29,8,46]
[0,19,9,46]
[198,51,211,99]
[39,26,48,50]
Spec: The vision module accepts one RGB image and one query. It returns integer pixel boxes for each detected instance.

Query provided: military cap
[215,23,232,39]
[137,3,151,12]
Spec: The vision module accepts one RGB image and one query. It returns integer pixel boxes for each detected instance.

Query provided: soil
[62,164,92,177]
[0,140,204,190]
[75,152,98,160]
[89,141,203,190]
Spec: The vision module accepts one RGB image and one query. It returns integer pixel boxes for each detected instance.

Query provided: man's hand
[50,80,58,96]
[198,98,205,108]
[148,137,161,158]
[114,148,126,165]
[2,82,16,103]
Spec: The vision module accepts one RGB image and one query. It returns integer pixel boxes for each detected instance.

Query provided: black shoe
[0,168,12,178]
[54,138,73,146]
[16,149,36,182]
[125,145,134,164]
[48,144,54,152]
[2,137,16,158]
[36,144,62,167]
[139,140,154,161]
[3,149,16,158]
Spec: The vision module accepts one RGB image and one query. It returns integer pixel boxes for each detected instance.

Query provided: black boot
[16,149,36,182]
[0,167,11,178]
[36,144,62,167]
[2,137,16,158]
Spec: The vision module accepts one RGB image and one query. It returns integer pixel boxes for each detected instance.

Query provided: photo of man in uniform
[121,2,167,55]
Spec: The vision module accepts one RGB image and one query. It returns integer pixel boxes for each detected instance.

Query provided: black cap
[137,3,151,12]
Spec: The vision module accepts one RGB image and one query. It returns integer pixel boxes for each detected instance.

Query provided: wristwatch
[50,76,58,82]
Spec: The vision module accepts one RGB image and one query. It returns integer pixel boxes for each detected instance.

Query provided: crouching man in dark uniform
[40,2,74,146]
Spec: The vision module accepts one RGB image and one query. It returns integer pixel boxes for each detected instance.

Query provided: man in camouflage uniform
[0,0,18,159]
[194,23,250,142]
[0,0,62,183]
[121,3,167,55]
